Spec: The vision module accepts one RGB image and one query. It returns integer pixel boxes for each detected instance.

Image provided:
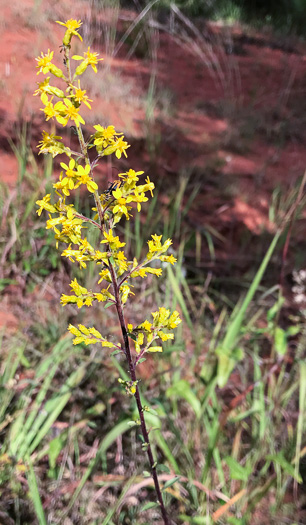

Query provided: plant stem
[62,44,169,523]
[108,260,170,525]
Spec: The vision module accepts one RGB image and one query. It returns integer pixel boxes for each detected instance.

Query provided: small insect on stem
[103,179,123,199]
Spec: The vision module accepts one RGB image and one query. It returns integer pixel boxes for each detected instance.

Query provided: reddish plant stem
[108,261,170,525]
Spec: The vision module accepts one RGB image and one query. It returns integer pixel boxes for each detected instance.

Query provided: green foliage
[0,129,60,288]
[138,0,306,34]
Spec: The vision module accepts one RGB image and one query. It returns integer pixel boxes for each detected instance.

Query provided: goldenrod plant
[34,19,180,524]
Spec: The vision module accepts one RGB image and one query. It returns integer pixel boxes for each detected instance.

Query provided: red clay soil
[0,1,306,319]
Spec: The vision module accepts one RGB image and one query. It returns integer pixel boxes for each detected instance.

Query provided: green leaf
[157,464,170,474]
[143,470,151,477]
[287,325,301,337]
[86,402,106,416]
[267,452,302,483]
[274,327,287,355]
[48,435,66,470]
[225,456,252,482]
[166,380,201,418]
[110,350,121,356]
[228,518,246,525]
[179,515,211,524]
[215,347,244,390]
[162,476,180,490]
[104,302,113,309]
[140,501,159,511]
[267,296,284,322]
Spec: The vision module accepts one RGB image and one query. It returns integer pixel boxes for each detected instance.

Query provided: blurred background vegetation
[0,1,305,524]
[139,0,306,34]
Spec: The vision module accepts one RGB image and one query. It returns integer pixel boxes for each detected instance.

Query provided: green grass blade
[217,230,281,387]
[167,265,193,331]
[28,364,87,455]
[60,419,132,520]
[222,230,281,350]
[0,344,25,422]
[294,361,306,486]
[26,457,47,525]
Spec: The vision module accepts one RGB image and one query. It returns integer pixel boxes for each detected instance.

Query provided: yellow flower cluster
[68,324,118,348]
[127,307,181,355]
[37,131,66,158]
[54,159,98,196]
[72,47,103,75]
[35,19,181,360]
[92,125,130,159]
[56,19,83,46]
[61,278,114,308]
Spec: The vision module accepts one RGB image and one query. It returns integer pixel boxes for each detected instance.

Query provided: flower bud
[47,87,65,98]
[49,64,64,79]
[63,30,72,47]
[75,60,88,76]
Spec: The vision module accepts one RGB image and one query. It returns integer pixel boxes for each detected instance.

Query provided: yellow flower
[76,164,98,193]
[72,47,103,73]
[41,98,57,121]
[71,80,92,109]
[95,124,120,140]
[147,235,172,257]
[53,159,78,195]
[57,19,82,31]
[120,284,133,304]
[56,19,83,45]
[98,269,112,284]
[93,125,123,153]
[36,194,57,216]
[125,169,144,183]
[160,254,177,265]
[143,176,155,197]
[167,311,182,329]
[158,331,174,342]
[108,137,130,159]
[148,234,162,252]
[61,158,77,176]
[55,99,85,127]
[35,49,54,75]
[152,307,170,326]
[69,278,88,296]
[147,346,163,353]
[37,131,66,157]
[127,189,148,212]
[112,187,129,219]
[101,229,125,250]
[141,320,152,332]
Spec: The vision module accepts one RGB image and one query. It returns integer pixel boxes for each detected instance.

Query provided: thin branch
[73,212,102,230]
[108,259,170,525]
